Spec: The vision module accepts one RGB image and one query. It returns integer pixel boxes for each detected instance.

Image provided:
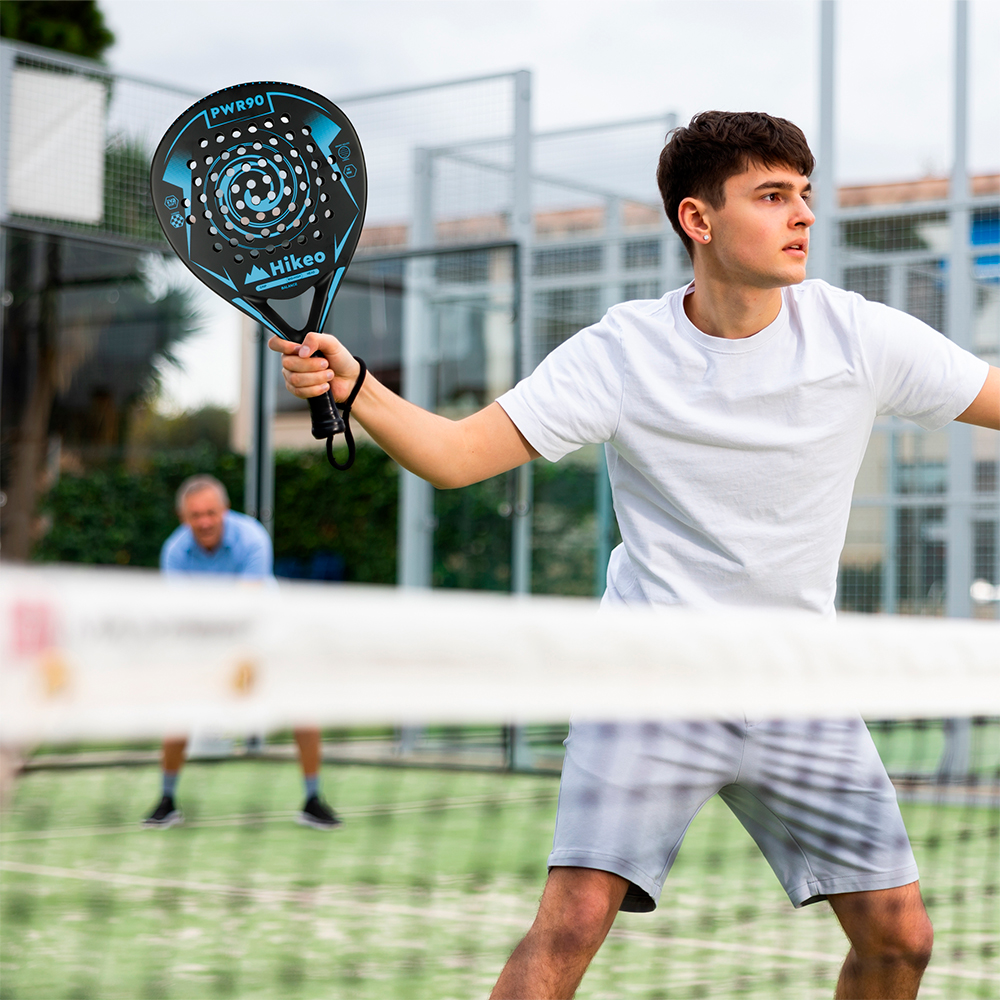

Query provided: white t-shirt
[497,279,988,615]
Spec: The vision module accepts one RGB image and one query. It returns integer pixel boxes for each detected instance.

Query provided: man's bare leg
[828,881,933,999]
[293,727,322,780]
[161,737,187,773]
[490,867,628,1000]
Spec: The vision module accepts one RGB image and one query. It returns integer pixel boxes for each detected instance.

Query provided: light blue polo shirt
[160,510,273,578]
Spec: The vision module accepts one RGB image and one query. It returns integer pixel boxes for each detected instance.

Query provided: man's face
[703,163,814,288]
[181,486,227,552]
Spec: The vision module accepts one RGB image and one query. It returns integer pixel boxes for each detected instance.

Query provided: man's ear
[678,196,711,246]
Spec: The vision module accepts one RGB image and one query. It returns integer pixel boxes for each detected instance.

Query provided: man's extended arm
[270,332,539,488]
[955,366,1000,430]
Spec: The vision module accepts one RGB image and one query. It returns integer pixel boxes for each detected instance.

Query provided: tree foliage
[101,136,166,245]
[128,406,232,455]
[0,1,115,60]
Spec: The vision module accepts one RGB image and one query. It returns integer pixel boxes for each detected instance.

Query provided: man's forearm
[350,374,537,489]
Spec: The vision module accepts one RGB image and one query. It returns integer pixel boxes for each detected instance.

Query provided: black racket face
[150,82,366,341]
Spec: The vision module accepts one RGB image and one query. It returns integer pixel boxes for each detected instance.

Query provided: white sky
[100,0,999,412]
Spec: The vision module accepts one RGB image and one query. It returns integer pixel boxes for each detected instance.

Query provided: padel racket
[150,81,367,469]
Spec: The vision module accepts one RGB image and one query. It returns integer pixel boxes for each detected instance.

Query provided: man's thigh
[549,720,746,912]
[720,718,919,907]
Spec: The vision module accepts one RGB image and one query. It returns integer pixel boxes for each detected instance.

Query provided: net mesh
[1,566,997,999]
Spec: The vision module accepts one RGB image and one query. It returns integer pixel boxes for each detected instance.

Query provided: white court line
[0,789,559,843]
[1,859,994,983]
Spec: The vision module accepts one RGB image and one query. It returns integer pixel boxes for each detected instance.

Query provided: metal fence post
[509,69,535,770]
[511,69,534,600]
[812,0,837,286]
[941,0,973,782]
[244,324,275,537]
[945,0,974,623]
[399,147,436,590]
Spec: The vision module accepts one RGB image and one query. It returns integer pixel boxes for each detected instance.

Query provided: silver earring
[703,234,710,242]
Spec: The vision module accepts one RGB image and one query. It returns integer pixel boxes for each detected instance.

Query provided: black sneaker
[296,795,342,830]
[142,795,183,829]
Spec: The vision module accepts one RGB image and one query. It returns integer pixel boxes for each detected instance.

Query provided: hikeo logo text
[245,250,325,285]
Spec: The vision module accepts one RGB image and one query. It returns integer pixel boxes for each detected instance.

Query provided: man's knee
[868,912,933,972]
[532,867,628,957]
[836,885,934,971]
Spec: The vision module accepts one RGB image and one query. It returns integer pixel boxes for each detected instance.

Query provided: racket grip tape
[308,389,346,439]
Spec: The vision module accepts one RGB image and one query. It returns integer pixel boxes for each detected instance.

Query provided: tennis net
[1,565,997,999]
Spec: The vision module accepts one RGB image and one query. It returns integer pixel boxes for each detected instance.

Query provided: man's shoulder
[610,287,680,323]
[161,523,193,561]
[787,279,924,332]
[224,511,271,549]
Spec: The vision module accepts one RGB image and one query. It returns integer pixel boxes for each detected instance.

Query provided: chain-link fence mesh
[1,40,997,617]
[3,43,198,248]
[836,197,999,618]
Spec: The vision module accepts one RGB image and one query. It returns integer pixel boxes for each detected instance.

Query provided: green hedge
[34,447,244,569]
[271,446,398,584]
[34,447,606,595]
[35,445,398,584]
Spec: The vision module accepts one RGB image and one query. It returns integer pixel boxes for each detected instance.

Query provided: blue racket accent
[316,266,347,333]
[194,261,237,291]
[231,297,284,338]
[334,218,358,263]
[338,172,361,210]
[303,111,343,155]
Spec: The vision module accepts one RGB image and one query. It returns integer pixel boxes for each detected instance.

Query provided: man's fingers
[269,331,356,401]
[285,367,334,387]
[298,331,341,357]
[267,332,342,359]
[282,353,330,373]
[267,335,299,355]
[283,368,334,398]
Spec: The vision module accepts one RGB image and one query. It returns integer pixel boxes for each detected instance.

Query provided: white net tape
[1,564,997,744]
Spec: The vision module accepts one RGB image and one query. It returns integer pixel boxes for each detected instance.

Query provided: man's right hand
[268,332,362,406]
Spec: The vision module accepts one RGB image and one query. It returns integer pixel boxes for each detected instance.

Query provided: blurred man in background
[142,474,341,830]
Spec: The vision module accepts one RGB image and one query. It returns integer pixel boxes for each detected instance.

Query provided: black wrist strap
[327,358,367,471]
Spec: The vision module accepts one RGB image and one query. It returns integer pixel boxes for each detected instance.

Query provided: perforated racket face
[151,82,366,339]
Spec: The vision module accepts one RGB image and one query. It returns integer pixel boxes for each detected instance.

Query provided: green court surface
[1,759,997,999]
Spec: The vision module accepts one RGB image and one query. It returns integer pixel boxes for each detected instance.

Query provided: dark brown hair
[656,111,815,257]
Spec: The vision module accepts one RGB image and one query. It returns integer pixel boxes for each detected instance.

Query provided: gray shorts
[548,717,919,912]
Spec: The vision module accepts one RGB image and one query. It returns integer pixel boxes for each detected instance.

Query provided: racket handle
[308,388,346,439]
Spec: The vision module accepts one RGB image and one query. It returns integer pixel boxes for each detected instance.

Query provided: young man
[142,474,341,831]
[270,112,998,998]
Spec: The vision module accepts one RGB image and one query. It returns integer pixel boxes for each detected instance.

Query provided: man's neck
[683,267,784,340]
